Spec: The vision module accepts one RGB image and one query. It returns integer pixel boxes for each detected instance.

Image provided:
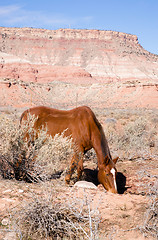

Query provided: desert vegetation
[10,183,100,240]
[0,110,157,239]
[97,108,158,159]
[0,113,74,182]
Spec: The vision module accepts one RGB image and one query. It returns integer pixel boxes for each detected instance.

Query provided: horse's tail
[20,109,29,125]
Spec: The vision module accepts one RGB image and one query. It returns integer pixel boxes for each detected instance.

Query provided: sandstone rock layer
[0,27,157,110]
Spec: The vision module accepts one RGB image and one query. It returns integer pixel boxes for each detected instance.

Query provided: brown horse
[20,106,118,193]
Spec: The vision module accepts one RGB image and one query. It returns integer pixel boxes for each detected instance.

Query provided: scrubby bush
[143,191,158,239]
[104,115,158,159]
[12,184,100,240]
[138,171,158,239]
[0,113,74,182]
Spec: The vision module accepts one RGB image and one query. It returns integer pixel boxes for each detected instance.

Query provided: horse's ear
[113,157,119,164]
[104,155,110,165]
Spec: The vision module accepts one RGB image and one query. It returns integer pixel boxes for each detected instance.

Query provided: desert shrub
[12,184,100,240]
[104,120,117,147]
[0,113,74,182]
[138,170,158,239]
[118,117,148,153]
[143,192,158,239]
[104,116,158,159]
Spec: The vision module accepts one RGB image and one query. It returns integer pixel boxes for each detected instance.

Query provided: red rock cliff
[0,27,158,82]
[0,27,158,110]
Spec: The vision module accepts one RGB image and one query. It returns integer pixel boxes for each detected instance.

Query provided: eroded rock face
[0,27,158,110]
[1,27,158,82]
[0,62,93,84]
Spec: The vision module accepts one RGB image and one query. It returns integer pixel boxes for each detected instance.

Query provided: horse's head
[98,156,118,193]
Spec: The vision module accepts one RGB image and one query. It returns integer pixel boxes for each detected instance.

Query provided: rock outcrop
[0,27,157,110]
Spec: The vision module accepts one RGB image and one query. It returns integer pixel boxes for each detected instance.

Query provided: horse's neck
[91,114,112,164]
[94,126,112,168]
[101,131,111,159]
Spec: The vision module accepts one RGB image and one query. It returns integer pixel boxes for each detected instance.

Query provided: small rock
[105,118,117,124]
[2,218,9,226]
[2,189,12,194]
[18,189,24,193]
[74,181,97,189]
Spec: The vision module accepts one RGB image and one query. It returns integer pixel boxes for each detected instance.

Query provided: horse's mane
[90,109,112,161]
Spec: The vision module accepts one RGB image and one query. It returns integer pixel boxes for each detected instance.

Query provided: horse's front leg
[65,153,78,184]
[65,150,83,183]
[77,157,83,180]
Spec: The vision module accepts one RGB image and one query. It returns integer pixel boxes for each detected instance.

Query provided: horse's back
[22,105,92,118]
[20,106,95,142]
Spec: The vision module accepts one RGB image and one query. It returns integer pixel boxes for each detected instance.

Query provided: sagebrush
[11,183,100,240]
[138,171,158,239]
[0,113,74,182]
[104,115,158,159]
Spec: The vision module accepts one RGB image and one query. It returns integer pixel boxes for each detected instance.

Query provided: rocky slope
[0,27,158,110]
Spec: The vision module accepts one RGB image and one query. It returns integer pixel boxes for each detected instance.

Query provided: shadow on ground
[82,168,127,194]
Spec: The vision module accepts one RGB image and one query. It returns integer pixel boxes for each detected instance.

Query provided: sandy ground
[0,157,157,240]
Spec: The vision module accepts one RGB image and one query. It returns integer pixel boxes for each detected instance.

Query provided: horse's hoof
[65,176,70,184]
[65,180,70,184]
